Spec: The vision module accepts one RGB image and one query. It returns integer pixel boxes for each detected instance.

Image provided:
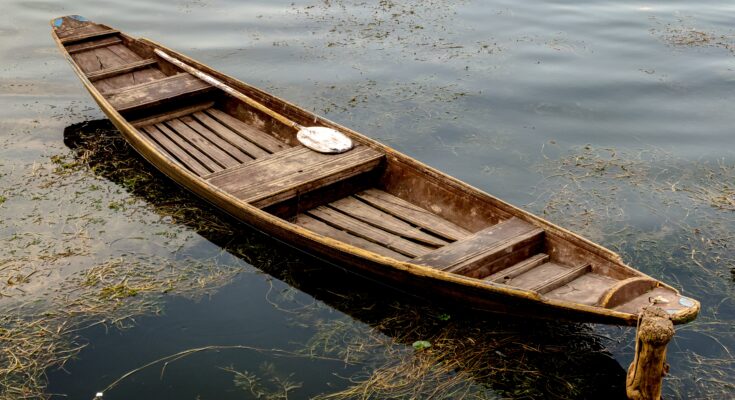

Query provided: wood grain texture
[105,73,212,113]
[87,59,157,81]
[60,29,119,44]
[165,118,240,168]
[546,273,617,305]
[131,102,215,128]
[531,264,591,294]
[208,146,384,208]
[295,214,409,261]
[504,262,568,290]
[153,122,222,173]
[307,206,432,258]
[192,110,270,158]
[485,253,549,282]
[178,115,252,162]
[412,217,543,274]
[354,189,471,241]
[206,108,288,153]
[140,125,210,176]
[329,197,448,247]
[66,37,122,54]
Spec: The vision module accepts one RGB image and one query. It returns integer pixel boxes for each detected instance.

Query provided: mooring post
[626,306,675,400]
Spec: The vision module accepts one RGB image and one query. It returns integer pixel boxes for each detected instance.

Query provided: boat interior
[53,16,696,317]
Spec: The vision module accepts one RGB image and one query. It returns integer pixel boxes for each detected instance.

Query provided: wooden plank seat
[60,29,119,45]
[104,73,213,113]
[206,145,384,208]
[66,36,122,54]
[412,217,544,277]
[86,59,158,82]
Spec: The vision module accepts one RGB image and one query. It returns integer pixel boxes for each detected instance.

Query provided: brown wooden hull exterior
[51,16,699,326]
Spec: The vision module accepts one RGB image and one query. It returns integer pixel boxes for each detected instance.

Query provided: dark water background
[1,0,733,399]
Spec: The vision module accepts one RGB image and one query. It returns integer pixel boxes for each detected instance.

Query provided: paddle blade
[297,127,353,154]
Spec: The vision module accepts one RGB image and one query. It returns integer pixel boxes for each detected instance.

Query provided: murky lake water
[1,0,733,399]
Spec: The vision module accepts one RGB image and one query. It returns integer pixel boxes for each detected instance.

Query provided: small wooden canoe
[51,15,699,326]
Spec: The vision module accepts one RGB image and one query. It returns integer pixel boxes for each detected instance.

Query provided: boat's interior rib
[54,15,694,317]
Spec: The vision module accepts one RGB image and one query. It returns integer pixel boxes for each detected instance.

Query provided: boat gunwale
[49,19,700,325]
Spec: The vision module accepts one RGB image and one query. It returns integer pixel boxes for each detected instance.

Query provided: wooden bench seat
[60,29,119,45]
[66,36,122,54]
[412,217,544,277]
[207,145,384,208]
[86,59,158,82]
[105,73,213,113]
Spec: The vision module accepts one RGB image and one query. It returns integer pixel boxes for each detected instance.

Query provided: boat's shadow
[63,119,627,399]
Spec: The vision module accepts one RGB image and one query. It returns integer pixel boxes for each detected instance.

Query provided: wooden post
[626,306,675,400]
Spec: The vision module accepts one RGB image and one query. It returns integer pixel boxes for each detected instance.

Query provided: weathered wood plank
[179,115,252,163]
[546,273,617,305]
[308,206,431,258]
[140,125,210,176]
[192,110,270,158]
[165,118,241,168]
[66,37,122,54]
[60,29,119,44]
[207,146,383,208]
[485,253,549,283]
[412,217,544,275]
[153,122,222,173]
[87,59,158,81]
[504,262,568,290]
[131,102,215,128]
[206,108,288,153]
[71,50,106,74]
[294,214,409,261]
[531,264,591,294]
[105,73,212,113]
[329,197,448,247]
[354,189,471,241]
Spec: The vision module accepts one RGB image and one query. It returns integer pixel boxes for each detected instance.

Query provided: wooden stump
[626,306,675,400]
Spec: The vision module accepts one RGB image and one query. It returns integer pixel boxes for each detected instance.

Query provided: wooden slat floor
[137,107,291,176]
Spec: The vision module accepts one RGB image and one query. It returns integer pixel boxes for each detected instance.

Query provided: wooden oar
[153,48,353,154]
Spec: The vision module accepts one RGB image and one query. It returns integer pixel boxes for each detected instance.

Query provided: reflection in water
[54,120,626,398]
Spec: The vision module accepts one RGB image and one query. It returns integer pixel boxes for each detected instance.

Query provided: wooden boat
[51,15,699,326]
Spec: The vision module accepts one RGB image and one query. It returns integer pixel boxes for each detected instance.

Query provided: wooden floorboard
[192,110,271,158]
[307,206,431,258]
[504,262,568,290]
[329,197,448,247]
[546,273,617,305]
[165,118,241,168]
[485,253,549,283]
[294,214,409,261]
[206,108,289,154]
[140,125,210,176]
[178,115,252,163]
[153,122,222,173]
[531,264,592,294]
[354,189,471,241]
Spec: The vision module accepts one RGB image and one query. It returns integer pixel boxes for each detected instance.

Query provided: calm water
[1,0,733,399]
